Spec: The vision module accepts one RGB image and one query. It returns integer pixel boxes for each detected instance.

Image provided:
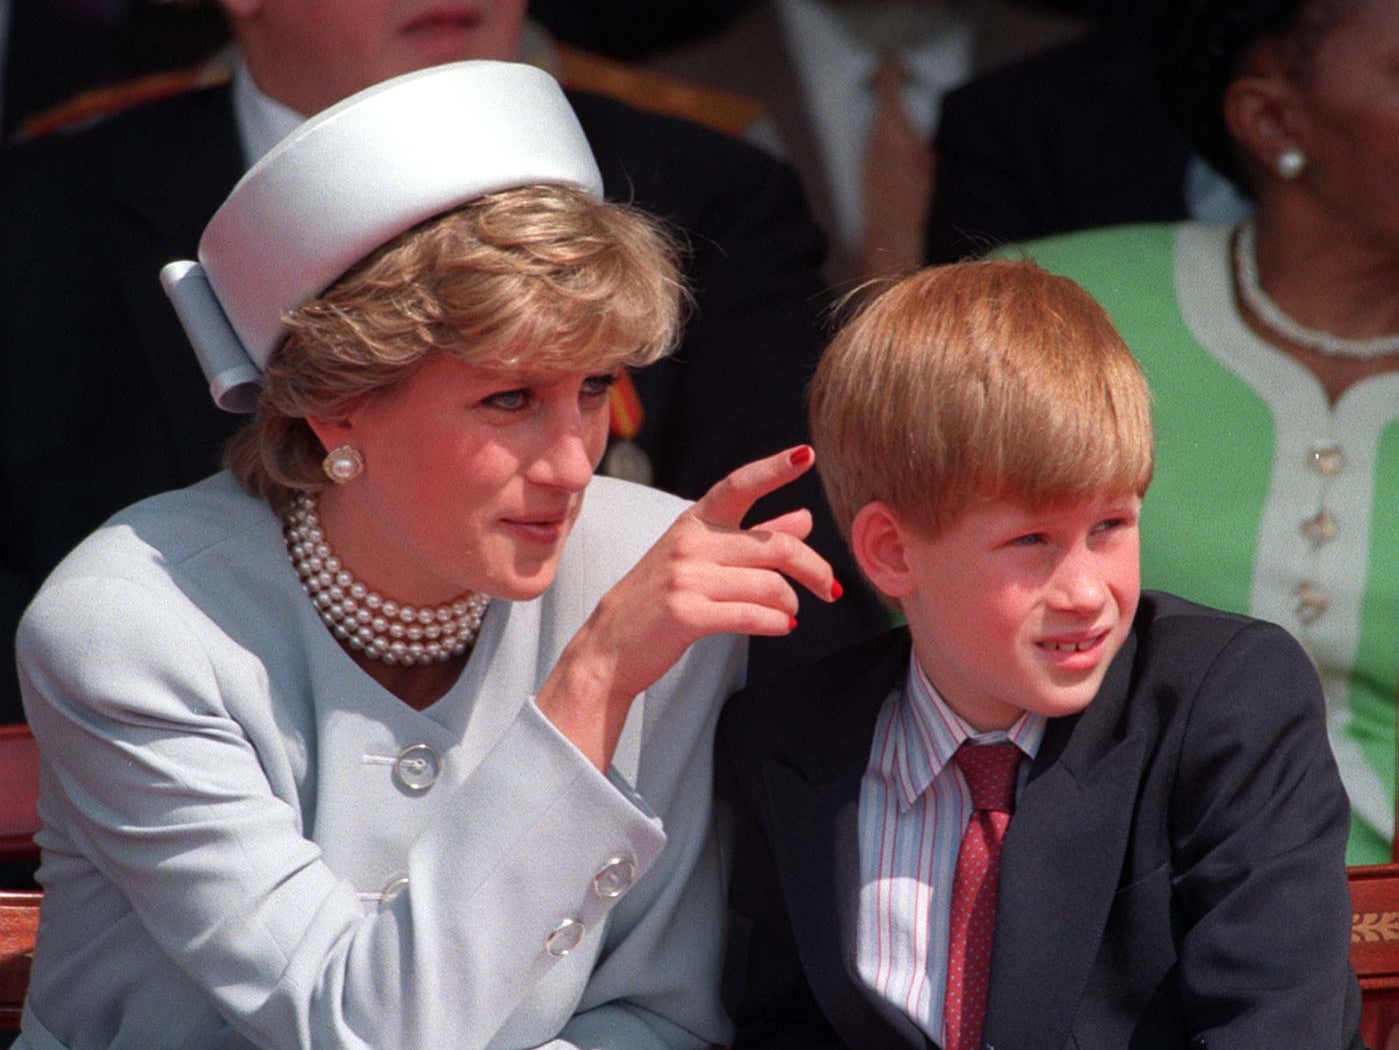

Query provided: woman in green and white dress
[1013,0,1399,863]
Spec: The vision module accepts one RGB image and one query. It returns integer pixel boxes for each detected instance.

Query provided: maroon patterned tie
[944,742,1022,1050]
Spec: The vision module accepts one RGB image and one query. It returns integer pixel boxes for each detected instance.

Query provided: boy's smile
[864,493,1141,732]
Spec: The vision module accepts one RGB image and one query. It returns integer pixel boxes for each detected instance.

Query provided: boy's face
[887,493,1141,732]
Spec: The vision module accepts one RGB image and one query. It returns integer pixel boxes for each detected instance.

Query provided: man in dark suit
[924,18,1250,263]
[0,0,885,724]
[647,0,1092,284]
[719,260,1361,1048]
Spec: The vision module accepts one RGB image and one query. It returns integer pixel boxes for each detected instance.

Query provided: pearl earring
[321,444,364,484]
[1276,147,1307,180]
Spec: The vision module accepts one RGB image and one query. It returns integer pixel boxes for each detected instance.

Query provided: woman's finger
[676,524,837,603]
[691,445,816,529]
[745,507,814,540]
[667,563,801,615]
[656,590,801,639]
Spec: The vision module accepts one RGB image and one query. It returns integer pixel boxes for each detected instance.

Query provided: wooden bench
[1350,863,1399,1049]
[0,892,39,1028]
[0,727,39,865]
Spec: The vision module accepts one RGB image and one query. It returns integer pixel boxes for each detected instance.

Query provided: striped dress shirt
[855,657,1044,1043]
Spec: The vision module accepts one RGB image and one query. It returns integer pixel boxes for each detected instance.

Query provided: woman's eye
[582,373,620,397]
[483,389,530,411]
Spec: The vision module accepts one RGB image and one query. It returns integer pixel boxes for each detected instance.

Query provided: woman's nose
[529,421,597,492]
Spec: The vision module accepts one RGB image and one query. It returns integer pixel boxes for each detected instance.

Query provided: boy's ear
[850,501,918,600]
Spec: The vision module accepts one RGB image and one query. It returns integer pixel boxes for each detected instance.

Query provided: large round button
[394,744,441,792]
[593,856,636,899]
[546,919,585,957]
[1294,580,1329,625]
[1306,443,1346,477]
[1300,510,1339,548]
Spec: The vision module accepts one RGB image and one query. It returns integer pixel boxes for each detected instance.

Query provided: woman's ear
[304,414,353,454]
[1223,43,1307,183]
[850,501,917,601]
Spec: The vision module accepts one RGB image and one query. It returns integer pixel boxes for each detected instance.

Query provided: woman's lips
[500,516,569,544]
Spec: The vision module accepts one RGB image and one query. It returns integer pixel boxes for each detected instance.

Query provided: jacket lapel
[982,634,1145,1050]
[761,631,931,1050]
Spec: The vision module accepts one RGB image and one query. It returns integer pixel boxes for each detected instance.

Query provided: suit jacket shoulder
[985,589,1360,1049]
[926,27,1190,262]
[565,86,819,231]
[722,593,1361,1049]
[4,84,239,210]
[720,628,908,776]
[0,87,245,722]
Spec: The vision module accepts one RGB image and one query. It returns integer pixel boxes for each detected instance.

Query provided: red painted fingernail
[788,616,799,631]
[789,445,813,466]
[830,580,844,601]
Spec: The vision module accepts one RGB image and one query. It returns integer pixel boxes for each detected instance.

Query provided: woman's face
[1290,0,1399,243]
[314,353,615,605]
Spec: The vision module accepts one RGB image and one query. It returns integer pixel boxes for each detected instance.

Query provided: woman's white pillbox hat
[162,60,604,412]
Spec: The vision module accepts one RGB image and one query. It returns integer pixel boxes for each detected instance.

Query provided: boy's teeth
[1046,639,1091,652]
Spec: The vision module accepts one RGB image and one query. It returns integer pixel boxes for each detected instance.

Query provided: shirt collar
[233,57,308,169]
[775,0,972,251]
[777,0,972,133]
[883,654,1046,811]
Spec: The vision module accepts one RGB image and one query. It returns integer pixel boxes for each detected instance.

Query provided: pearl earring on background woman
[1276,147,1306,180]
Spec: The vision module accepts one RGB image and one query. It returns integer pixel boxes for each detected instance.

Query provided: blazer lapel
[757,11,838,260]
[982,634,1145,1050]
[761,632,931,1050]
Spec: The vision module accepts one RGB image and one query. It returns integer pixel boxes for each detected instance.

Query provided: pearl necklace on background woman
[283,492,490,665]
[1234,221,1399,360]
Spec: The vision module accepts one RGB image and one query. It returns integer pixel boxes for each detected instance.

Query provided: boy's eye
[1008,532,1046,548]
[1093,514,1136,534]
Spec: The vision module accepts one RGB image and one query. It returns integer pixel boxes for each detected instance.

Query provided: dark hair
[1156,0,1345,191]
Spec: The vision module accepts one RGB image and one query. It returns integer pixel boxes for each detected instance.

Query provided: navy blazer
[925,26,1192,265]
[719,591,1364,1049]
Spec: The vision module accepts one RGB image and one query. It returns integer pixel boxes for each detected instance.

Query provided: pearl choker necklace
[1234,221,1399,360]
[283,492,490,665]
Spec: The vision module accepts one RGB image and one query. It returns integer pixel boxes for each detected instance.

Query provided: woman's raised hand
[536,446,840,770]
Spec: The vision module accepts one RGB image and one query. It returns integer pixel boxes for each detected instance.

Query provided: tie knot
[952,742,1022,814]
[872,53,909,98]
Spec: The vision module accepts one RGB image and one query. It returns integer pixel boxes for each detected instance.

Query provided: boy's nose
[1049,557,1109,612]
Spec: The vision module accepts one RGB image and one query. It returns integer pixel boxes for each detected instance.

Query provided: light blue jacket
[17,472,742,1050]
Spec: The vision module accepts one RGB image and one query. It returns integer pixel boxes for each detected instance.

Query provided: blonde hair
[227,184,685,511]
[809,258,1153,540]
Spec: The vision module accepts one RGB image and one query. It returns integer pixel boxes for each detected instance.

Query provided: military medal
[602,371,653,486]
